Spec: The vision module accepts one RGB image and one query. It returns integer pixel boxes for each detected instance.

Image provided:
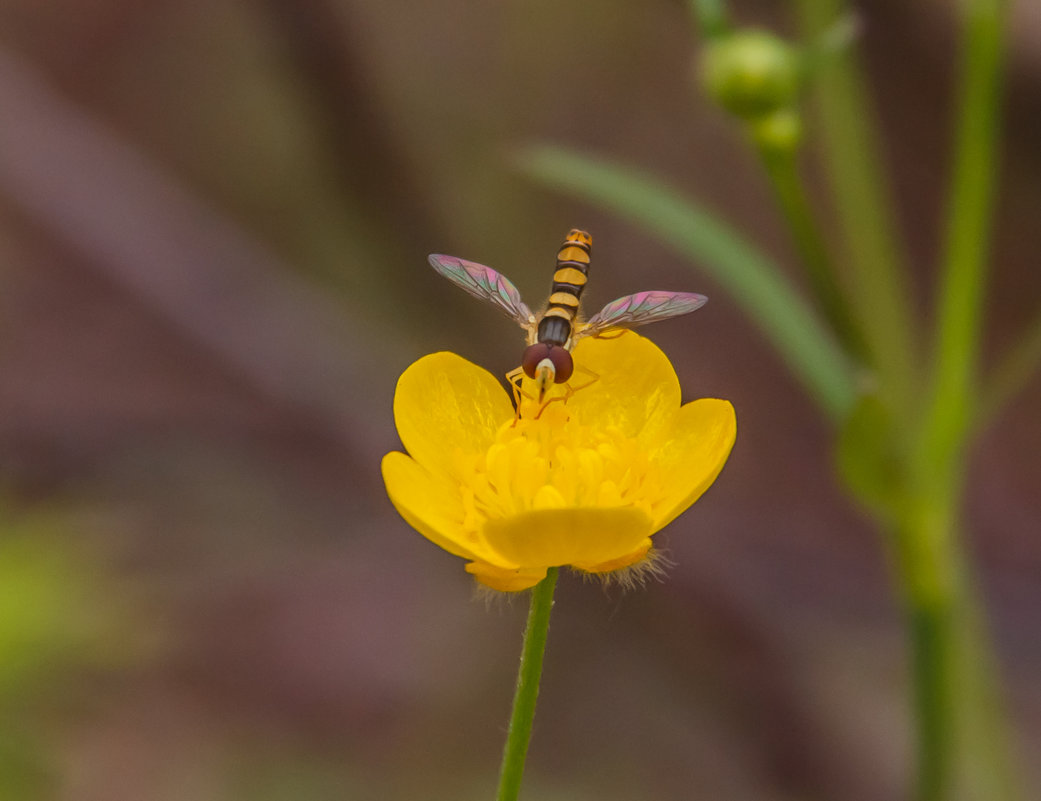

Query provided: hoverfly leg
[593,329,626,340]
[534,364,600,419]
[533,395,567,420]
[506,366,531,423]
[508,363,599,421]
[563,363,600,397]
[507,367,567,421]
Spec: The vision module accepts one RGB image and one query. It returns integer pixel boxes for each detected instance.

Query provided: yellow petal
[381,451,513,566]
[394,352,514,476]
[651,398,737,531]
[566,332,680,441]
[465,561,547,592]
[482,506,652,567]
[571,537,652,573]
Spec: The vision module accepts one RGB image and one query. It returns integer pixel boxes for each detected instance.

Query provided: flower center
[454,401,661,534]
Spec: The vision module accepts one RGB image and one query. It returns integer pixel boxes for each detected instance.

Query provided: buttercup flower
[382,331,736,592]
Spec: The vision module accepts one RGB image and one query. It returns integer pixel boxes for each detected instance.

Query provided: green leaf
[517,145,856,421]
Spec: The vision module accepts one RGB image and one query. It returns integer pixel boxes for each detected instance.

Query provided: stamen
[462,404,661,525]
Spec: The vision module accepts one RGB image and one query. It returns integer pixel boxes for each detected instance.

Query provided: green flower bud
[750,108,802,156]
[699,30,801,120]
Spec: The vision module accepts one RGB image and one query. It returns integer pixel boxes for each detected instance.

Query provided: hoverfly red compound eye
[548,346,573,382]
[522,343,551,378]
[521,343,574,383]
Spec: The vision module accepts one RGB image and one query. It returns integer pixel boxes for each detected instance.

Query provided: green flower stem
[756,148,867,362]
[799,13,860,79]
[891,498,962,801]
[496,567,559,801]
[797,0,1018,798]
[794,0,918,411]
[902,0,1018,798]
[921,0,1008,465]
[893,493,1022,801]
[908,597,954,801]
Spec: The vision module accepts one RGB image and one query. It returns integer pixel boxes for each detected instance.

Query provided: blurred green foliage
[0,514,150,799]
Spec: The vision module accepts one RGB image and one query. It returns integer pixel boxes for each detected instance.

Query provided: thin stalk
[757,148,868,362]
[908,603,954,801]
[496,567,559,801]
[794,0,918,411]
[923,0,1009,461]
[891,497,961,801]
[893,487,1022,801]
[906,0,1018,797]
[800,12,861,79]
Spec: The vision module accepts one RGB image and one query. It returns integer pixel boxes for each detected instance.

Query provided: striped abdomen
[536,229,592,348]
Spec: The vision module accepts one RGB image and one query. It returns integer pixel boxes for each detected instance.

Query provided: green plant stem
[909,604,953,801]
[922,0,1008,464]
[904,0,1017,798]
[891,497,961,801]
[794,0,918,411]
[496,567,559,801]
[757,148,867,362]
[795,0,1017,798]
[800,12,860,79]
[893,491,1021,801]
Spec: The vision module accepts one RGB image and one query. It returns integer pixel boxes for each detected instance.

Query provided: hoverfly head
[522,343,574,402]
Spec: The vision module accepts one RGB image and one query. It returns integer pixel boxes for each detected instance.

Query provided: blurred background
[0,1,1038,799]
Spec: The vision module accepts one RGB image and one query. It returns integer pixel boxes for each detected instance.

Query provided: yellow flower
[381,331,736,592]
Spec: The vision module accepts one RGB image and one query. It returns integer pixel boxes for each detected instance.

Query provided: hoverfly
[428,229,707,408]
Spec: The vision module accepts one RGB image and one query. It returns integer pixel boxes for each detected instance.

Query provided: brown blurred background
[0,1,1038,799]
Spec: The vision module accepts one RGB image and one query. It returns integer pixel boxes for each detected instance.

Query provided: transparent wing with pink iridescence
[428,254,533,328]
[578,291,708,339]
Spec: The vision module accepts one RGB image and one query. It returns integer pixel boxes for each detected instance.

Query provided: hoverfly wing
[579,291,708,339]
[428,254,533,328]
